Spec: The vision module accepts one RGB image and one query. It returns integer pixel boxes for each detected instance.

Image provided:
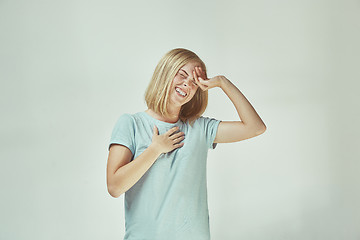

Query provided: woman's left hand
[193,66,227,91]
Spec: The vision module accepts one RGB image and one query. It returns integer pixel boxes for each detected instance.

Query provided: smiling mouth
[175,87,187,97]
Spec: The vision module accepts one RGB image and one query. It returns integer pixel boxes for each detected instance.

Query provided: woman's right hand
[150,125,185,154]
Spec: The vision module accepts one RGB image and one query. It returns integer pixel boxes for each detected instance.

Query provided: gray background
[1,0,359,239]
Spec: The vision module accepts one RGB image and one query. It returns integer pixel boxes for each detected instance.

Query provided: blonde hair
[144,48,208,126]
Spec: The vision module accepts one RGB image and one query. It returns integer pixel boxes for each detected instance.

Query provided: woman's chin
[170,97,188,107]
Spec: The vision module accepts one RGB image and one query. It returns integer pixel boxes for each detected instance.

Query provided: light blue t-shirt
[108,111,221,240]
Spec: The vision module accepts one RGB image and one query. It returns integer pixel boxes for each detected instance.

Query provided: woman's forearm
[220,77,266,131]
[108,145,161,198]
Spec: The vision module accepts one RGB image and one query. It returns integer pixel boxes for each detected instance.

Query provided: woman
[106,48,266,240]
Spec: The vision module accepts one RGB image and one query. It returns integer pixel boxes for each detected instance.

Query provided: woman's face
[169,61,201,107]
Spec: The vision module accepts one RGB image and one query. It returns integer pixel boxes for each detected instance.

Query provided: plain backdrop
[1,0,359,239]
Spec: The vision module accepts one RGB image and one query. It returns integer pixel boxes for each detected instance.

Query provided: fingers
[193,70,200,85]
[172,135,185,145]
[195,66,206,80]
[155,126,181,137]
[169,129,185,146]
[152,125,185,152]
[174,142,185,148]
[153,125,158,135]
[194,74,207,91]
[166,126,180,136]
[163,127,185,144]
[194,67,201,79]
[169,131,184,140]
[198,66,207,79]
[193,68,208,91]
[193,69,200,85]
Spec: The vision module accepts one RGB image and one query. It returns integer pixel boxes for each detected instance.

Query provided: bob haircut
[144,48,208,127]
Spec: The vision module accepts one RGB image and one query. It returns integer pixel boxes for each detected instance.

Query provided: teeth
[176,87,186,97]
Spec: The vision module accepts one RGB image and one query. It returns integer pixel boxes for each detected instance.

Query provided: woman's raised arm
[193,67,266,143]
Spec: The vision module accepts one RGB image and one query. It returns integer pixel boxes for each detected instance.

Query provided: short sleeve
[201,116,222,149]
[108,114,135,155]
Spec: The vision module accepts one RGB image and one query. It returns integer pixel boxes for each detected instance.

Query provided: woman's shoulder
[196,115,219,123]
[184,115,214,127]
[114,112,144,125]
[187,115,221,128]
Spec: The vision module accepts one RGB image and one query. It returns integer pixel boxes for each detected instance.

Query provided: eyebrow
[179,69,196,82]
[180,69,189,76]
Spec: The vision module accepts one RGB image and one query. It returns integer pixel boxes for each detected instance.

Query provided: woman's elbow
[256,125,267,135]
[107,185,124,198]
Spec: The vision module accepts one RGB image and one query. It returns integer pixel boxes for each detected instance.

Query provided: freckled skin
[146,61,207,123]
[169,61,201,108]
